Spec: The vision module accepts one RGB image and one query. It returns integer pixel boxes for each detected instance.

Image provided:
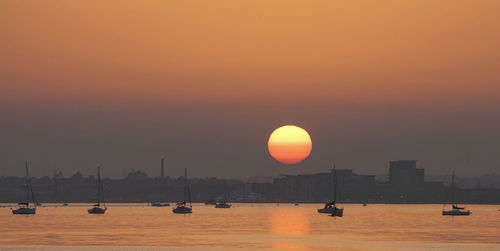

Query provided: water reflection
[270,208,310,250]
[0,204,499,250]
[270,243,310,251]
[270,209,310,236]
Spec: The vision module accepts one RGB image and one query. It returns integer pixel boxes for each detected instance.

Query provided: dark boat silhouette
[318,166,343,217]
[215,180,231,208]
[173,168,192,214]
[12,161,37,215]
[88,167,107,214]
[442,171,470,216]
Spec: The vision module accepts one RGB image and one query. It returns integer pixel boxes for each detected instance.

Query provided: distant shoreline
[1,202,499,205]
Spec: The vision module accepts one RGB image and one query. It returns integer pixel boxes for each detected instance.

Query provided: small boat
[173,202,192,213]
[215,180,231,208]
[442,171,470,216]
[151,202,169,207]
[88,167,107,214]
[12,161,37,215]
[151,158,170,207]
[215,201,231,208]
[318,166,343,217]
[12,205,36,214]
[88,205,106,214]
[173,168,192,214]
[318,202,336,213]
[329,166,343,217]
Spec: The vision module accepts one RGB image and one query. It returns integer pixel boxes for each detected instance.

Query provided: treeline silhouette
[0,169,499,204]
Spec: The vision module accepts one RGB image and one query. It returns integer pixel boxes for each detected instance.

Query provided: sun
[268,125,312,164]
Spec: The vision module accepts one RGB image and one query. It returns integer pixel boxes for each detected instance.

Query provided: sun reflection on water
[269,208,311,250]
[270,209,310,236]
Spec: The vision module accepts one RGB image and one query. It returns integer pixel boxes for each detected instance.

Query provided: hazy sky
[1,0,500,178]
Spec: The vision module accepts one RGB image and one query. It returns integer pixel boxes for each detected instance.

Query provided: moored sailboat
[12,161,37,215]
[215,179,231,208]
[318,166,343,217]
[173,168,192,214]
[88,167,107,214]
[442,171,470,216]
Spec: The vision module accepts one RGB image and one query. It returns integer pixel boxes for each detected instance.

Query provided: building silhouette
[388,160,424,201]
[0,161,499,203]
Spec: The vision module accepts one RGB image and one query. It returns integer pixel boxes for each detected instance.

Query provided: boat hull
[173,206,192,214]
[329,208,344,217]
[215,204,231,208]
[151,203,170,207]
[12,207,36,215]
[88,207,107,214]
[318,208,333,213]
[318,207,339,214]
[442,209,470,216]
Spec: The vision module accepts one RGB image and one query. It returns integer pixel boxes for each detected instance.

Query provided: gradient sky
[1,0,500,178]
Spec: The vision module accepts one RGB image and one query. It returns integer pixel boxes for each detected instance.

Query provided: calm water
[0,203,499,250]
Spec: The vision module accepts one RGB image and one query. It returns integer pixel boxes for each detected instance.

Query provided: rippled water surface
[0,203,499,250]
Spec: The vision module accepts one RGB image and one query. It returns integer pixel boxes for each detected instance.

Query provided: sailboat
[88,167,107,214]
[442,171,470,216]
[152,158,170,207]
[215,179,231,208]
[12,161,37,215]
[318,166,343,217]
[173,168,193,214]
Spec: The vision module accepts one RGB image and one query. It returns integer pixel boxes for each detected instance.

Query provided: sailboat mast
[100,167,105,205]
[224,179,228,201]
[333,165,337,203]
[97,166,101,205]
[186,168,192,207]
[451,171,455,205]
[184,168,187,202]
[160,158,164,201]
[25,161,29,205]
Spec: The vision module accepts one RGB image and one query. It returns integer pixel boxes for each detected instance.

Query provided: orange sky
[1,0,499,106]
[1,1,500,177]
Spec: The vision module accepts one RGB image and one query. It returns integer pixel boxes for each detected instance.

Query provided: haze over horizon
[1,0,500,178]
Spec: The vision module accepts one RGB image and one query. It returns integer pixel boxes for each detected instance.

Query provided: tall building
[332,169,376,202]
[389,160,425,201]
